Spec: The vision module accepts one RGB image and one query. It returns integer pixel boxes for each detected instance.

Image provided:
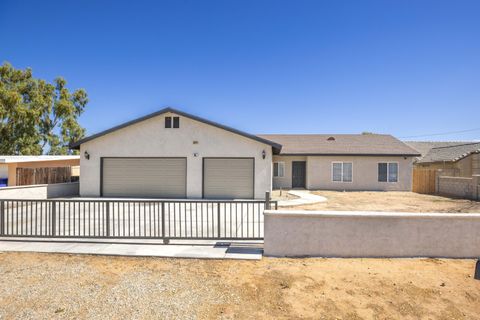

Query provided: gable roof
[70,107,282,153]
[404,141,474,160]
[416,142,480,163]
[257,134,420,156]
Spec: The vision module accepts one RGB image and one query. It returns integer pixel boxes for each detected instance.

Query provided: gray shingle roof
[257,134,420,156]
[416,142,480,163]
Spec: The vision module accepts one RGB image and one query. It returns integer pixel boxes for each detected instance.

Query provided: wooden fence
[16,167,72,186]
[412,168,437,194]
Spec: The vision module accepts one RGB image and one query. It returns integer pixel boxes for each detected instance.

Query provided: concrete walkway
[277,190,327,207]
[0,238,262,260]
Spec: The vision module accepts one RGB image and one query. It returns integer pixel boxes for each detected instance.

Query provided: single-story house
[0,156,80,187]
[71,107,420,199]
[406,142,480,177]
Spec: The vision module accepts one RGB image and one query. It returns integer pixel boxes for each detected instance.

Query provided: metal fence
[0,197,277,241]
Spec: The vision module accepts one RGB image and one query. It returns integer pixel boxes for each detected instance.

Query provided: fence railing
[0,196,277,241]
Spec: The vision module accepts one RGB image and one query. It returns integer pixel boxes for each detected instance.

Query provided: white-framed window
[332,162,353,182]
[273,162,285,177]
[378,162,398,182]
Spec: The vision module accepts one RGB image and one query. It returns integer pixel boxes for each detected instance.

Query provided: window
[332,162,352,182]
[165,117,172,128]
[165,116,180,128]
[378,162,398,182]
[273,162,285,177]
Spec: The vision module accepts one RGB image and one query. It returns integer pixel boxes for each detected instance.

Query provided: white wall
[264,210,480,258]
[79,112,273,199]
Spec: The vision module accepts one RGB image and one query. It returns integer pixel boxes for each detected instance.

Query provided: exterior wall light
[84,151,90,160]
[262,150,266,159]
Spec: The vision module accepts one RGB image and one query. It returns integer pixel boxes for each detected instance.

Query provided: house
[406,142,480,177]
[259,134,419,191]
[0,155,80,187]
[71,108,419,199]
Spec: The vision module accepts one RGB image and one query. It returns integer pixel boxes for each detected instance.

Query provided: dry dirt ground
[290,191,480,212]
[0,252,478,319]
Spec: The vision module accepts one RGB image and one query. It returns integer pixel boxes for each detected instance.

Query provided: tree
[0,62,88,155]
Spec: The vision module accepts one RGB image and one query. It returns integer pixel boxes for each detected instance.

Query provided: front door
[292,161,306,188]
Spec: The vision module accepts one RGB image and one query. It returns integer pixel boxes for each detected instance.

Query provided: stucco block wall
[264,210,480,258]
[0,182,79,199]
[437,175,479,200]
[273,155,414,191]
[79,112,272,199]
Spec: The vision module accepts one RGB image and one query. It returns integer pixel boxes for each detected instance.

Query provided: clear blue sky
[1,0,479,141]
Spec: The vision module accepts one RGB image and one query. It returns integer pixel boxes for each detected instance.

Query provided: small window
[173,116,180,128]
[273,162,285,177]
[165,117,172,128]
[378,162,398,182]
[332,162,352,182]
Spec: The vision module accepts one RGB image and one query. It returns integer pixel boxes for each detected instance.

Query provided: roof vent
[327,136,335,141]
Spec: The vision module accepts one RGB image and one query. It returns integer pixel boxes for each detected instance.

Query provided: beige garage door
[203,158,254,199]
[102,158,186,198]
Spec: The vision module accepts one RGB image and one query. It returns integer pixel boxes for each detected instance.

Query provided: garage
[101,158,186,198]
[203,158,254,199]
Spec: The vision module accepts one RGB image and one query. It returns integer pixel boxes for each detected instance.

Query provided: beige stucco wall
[264,210,480,258]
[273,155,414,191]
[79,112,273,199]
[6,159,80,186]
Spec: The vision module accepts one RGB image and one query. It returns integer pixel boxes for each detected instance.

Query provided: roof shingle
[257,134,420,156]
[416,142,480,163]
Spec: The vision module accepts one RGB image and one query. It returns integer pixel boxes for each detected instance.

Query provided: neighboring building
[0,156,80,187]
[71,108,419,199]
[408,142,480,177]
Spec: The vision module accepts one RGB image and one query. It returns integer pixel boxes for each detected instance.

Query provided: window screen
[332,163,343,182]
[173,117,180,128]
[165,117,172,128]
[388,163,398,182]
[343,163,352,182]
[273,162,284,177]
[378,163,388,182]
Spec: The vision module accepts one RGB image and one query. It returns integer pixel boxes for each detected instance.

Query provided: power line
[399,127,480,139]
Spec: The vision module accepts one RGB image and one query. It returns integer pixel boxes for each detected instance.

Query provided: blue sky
[1,0,479,141]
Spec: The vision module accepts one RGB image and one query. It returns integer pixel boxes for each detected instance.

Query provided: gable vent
[327,136,335,141]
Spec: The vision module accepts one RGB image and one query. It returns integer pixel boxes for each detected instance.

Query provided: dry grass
[0,252,478,319]
[290,191,480,212]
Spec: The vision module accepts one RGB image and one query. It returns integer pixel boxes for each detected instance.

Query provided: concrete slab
[0,238,263,260]
[278,190,327,207]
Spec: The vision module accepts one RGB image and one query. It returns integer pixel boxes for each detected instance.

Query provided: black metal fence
[0,197,277,240]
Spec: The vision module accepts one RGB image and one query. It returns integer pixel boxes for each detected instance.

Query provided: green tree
[0,62,88,155]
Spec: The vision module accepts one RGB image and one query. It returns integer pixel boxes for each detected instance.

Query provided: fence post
[0,200,4,236]
[217,202,221,238]
[105,201,110,237]
[162,202,168,244]
[51,201,56,236]
[265,191,271,210]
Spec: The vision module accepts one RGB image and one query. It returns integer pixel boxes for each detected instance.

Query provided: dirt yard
[0,252,478,319]
[289,191,480,212]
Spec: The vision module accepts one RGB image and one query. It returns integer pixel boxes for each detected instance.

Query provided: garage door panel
[102,158,186,198]
[203,158,254,199]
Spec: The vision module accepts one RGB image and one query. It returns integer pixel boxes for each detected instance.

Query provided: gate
[0,197,277,241]
[412,168,437,194]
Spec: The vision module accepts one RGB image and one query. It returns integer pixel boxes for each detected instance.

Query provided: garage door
[203,158,254,199]
[102,158,186,198]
